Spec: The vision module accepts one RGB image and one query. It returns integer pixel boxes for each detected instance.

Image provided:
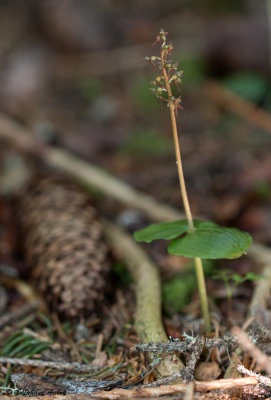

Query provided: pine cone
[17,175,110,318]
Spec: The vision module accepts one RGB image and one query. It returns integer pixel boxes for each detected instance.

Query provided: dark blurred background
[0,0,271,242]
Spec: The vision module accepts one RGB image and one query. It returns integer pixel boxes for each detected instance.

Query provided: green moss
[162,260,214,315]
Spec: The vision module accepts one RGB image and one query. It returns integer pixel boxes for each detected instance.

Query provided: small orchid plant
[134,30,252,332]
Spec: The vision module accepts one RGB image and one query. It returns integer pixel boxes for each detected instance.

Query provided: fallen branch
[88,377,260,398]
[205,80,271,135]
[47,148,182,222]
[236,364,271,400]
[237,364,271,386]
[0,111,182,222]
[0,357,99,373]
[10,373,122,395]
[132,327,271,354]
[104,221,184,378]
[132,335,236,353]
[0,377,258,399]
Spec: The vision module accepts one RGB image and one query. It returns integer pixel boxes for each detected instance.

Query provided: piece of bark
[11,373,122,395]
[11,374,66,395]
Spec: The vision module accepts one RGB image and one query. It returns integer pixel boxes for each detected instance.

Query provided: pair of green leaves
[134,219,252,259]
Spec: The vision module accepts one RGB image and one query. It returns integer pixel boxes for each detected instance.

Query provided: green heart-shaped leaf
[168,223,252,259]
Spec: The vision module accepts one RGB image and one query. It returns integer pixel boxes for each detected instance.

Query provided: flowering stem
[160,44,211,333]
[161,49,194,232]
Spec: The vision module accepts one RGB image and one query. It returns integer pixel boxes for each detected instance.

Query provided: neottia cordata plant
[134,29,252,332]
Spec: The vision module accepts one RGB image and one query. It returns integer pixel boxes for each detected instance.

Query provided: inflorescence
[145,29,184,115]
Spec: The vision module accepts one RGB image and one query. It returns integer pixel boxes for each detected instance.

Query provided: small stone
[194,362,221,381]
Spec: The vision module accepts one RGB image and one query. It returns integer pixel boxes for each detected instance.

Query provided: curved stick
[103,221,184,378]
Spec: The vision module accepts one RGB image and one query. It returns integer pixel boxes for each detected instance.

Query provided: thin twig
[0,357,99,373]
[247,243,271,319]
[237,364,271,386]
[205,80,271,135]
[0,275,47,313]
[0,301,40,329]
[232,326,271,375]
[91,377,259,398]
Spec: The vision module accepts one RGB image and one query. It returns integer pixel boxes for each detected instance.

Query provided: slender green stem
[161,47,211,332]
[194,258,211,332]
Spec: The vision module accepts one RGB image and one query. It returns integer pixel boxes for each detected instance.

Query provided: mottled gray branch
[0,357,99,373]
[132,327,271,354]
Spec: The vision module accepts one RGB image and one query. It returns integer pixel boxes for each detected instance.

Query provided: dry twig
[247,243,271,319]
[132,328,271,354]
[0,357,99,373]
[0,377,257,399]
[205,80,271,135]
[0,301,40,329]
[232,326,271,375]
[237,364,271,386]
[0,111,182,222]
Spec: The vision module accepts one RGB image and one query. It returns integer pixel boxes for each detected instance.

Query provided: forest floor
[0,1,271,399]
